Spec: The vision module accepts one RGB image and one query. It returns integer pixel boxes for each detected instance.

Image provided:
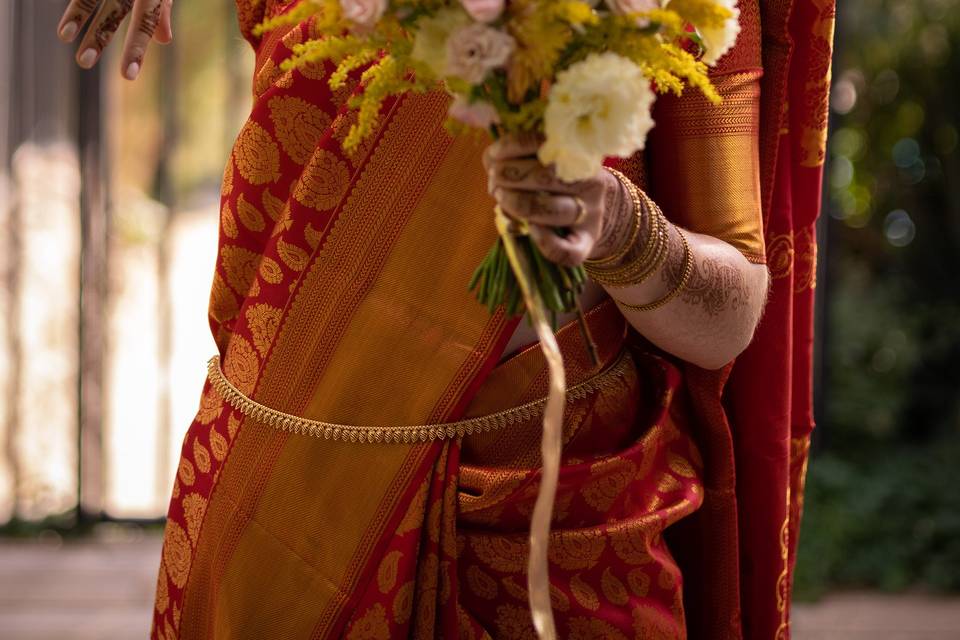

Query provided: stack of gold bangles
[585,168,694,312]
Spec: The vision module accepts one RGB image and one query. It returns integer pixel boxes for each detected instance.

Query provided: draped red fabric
[669,1,836,638]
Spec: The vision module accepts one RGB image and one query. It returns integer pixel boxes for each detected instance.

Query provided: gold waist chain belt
[206,348,633,445]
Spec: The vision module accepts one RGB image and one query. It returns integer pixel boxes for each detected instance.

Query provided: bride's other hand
[483,134,627,268]
[57,0,174,80]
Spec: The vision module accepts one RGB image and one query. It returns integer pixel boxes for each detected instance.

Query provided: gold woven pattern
[207,349,634,444]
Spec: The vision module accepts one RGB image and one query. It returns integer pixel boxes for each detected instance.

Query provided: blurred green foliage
[794,0,960,598]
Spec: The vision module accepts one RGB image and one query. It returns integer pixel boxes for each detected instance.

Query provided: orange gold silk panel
[646,0,766,265]
[648,70,766,265]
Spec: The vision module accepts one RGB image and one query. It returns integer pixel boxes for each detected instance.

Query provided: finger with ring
[571,196,587,226]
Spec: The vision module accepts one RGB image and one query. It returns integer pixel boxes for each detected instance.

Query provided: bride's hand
[57,0,174,80]
[483,134,627,268]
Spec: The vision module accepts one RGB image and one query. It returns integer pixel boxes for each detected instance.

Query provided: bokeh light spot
[892,138,920,168]
[871,69,900,105]
[831,156,854,189]
[831,78,858,114]
[883,209,916,247]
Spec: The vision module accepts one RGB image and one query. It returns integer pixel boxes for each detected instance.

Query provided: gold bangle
[614,227,693,312]
[587,168,645,267]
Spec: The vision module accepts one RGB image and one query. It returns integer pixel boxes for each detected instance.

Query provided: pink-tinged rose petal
[446,23,515,84]
[340,0,388,29]
[605,0,660,26]
[448,96,500,129]
[460,0,505,23]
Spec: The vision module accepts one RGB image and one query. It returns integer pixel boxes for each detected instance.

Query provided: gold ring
[572,196,587,225]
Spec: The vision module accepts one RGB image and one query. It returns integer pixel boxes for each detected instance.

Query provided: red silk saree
[150,0,835,637]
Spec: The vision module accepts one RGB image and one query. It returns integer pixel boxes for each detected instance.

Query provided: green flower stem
[468,235,599,367]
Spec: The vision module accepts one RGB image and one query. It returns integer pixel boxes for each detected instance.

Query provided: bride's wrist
[585,169,673,289]
[587,168,646,263]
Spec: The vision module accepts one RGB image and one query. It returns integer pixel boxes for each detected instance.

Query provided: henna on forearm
[661,228,751,317]
[658,224,685,291]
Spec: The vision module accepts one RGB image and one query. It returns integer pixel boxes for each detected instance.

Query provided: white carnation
[539,52,655,182]
[700,0,741,66]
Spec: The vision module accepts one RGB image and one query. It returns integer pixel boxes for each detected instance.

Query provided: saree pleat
[456,302,704,639]
[324,302,704,640]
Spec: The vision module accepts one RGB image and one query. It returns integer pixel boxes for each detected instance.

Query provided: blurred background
[0,0,958,638]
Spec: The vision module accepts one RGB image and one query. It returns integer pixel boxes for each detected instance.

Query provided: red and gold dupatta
[620,0,836,638]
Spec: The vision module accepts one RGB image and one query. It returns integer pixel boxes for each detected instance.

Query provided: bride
[58,0,833,637]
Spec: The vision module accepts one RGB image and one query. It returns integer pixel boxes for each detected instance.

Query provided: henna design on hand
[499,164,534,182]
[499,163,563,189]
[593,181,654,265]
[529,193,569,220]
[661,230,751,317]
[594,177,629,255]
[93,0,134,50]
[78,0,100,13]
[139,0,162,37]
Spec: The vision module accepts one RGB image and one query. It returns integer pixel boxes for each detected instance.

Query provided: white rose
[446,23,516,84]
[700,0,740,65]
[539,52,655,182]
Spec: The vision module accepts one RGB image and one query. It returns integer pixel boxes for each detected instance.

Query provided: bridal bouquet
[258,0,739,320]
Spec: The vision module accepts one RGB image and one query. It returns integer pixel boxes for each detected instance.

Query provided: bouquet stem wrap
[494,206,563,640]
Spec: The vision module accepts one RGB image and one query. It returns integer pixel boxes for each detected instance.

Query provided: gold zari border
[207,349,633,444]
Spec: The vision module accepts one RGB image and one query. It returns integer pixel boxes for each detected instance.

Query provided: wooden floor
[0,536,162,640]
[1,537,958,639]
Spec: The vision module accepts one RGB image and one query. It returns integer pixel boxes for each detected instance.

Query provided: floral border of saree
[152,10,526,636]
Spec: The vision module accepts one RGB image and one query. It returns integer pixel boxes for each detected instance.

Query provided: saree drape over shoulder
[151,0,835,638]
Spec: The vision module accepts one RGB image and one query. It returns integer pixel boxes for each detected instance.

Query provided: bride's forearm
[589,171,769,370]
[606,225,769,369]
